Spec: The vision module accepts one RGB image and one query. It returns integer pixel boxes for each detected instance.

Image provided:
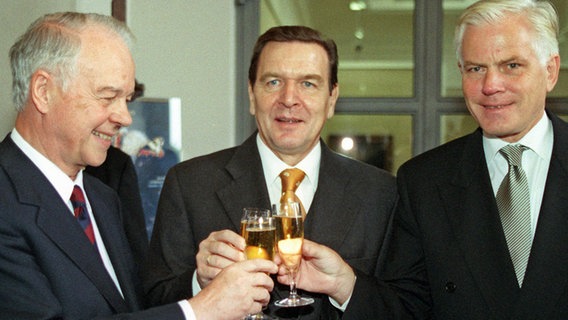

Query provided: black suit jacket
[0,135,184,319]
[144,133,397,319]
[344,111,568,320]
[85,146,148,268]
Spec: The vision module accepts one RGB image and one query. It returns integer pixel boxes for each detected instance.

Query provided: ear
[29,69,53,114]
[457,62,464,74]
[248,82,256,116]
[326,84,339,119]
[545,54,560,92]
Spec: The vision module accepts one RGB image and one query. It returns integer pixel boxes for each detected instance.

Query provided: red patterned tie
[71,185,96,244]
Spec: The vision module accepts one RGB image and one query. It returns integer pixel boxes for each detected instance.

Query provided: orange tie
[280,168,306,218]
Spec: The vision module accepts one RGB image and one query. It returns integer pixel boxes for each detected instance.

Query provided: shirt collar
[483,112,552,162]
[256,134,321,190]
[11,128,83,203]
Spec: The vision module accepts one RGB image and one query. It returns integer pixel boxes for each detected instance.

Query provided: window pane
[260,0,415,98]
[441,0,568,98]
[440,114,478,144]
[554,0,568,97]
[440,0,477,98]
[322,114,413,174]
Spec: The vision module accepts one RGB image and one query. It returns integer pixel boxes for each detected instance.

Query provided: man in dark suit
[280,1,568,319]
[143,26,397,319]
[0,12,277,320]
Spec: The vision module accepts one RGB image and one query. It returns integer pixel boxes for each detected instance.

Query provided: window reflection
[322,114,413,174]
[440,114,478,144]
[260,0,414,98]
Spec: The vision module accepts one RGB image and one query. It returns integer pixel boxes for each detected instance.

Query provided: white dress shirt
[11,129,196,320]
[256,134,352,311]
[10,129,124,297]
[484,112,553,237]
[256,134,320,211]
[193,134,350,311]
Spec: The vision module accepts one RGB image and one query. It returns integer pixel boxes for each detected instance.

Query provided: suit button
[445,282,457,293]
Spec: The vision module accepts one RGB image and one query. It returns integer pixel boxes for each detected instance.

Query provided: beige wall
[0,0,236,161]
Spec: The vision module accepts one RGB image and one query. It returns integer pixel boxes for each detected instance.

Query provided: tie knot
[500,144,527,168]
[280,168,305,192]
[71,185,86,204]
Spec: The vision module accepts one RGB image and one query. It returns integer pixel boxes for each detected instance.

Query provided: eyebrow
[97,86,134,98]
[258,72,325,82]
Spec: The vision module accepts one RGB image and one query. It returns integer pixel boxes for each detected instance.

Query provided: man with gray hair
[279,1,568,318]
[0,12,276,320]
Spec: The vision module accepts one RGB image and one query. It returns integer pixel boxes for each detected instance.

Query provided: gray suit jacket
[144,133,397,319]
[0,135,184,319]
[344,111,568,320]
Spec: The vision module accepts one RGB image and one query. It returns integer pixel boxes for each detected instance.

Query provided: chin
[89,153,109,167]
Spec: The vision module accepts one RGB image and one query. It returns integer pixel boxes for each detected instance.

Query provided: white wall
[0,0,236,161]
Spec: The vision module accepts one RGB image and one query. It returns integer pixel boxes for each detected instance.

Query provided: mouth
[482,102,513,110]
[92,130,113,141]
[276,116,302,124]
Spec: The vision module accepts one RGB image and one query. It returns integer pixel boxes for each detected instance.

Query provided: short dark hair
[248,25,338,93]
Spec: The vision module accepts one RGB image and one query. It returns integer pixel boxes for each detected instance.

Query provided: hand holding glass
[273,202,314,307]
[242,208,277,320]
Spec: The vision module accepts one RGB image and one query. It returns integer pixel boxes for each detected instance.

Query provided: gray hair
[9,12,135,112]
[454,0,559,67]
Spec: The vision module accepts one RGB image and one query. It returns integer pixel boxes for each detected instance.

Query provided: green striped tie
[496,144,531,287]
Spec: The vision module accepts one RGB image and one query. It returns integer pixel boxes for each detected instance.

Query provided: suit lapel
[216,135,271,231]
[36,203,129,314]
[514,113,568,318]
[441,130,520,318]
[1,138,129,313]
[304,144,359,249]
[84,178,136,313]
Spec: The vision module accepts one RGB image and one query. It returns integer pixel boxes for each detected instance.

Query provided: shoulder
[169,145,240,176]
[398,130,480,180]
[321,148,397,206]
[83,173,120,203]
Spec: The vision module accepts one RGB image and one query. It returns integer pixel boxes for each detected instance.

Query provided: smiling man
[271,1,568,319]
[144,26,398,319]
[0,12,277,320]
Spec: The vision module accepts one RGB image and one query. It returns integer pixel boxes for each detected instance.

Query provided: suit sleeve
[0,214,187,320]
[143,166,197,306]
[342,166,432,320]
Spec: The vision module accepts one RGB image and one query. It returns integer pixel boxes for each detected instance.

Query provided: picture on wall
[114,97,182,238]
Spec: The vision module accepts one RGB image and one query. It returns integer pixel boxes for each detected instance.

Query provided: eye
[467,66,482,73]
[302,81,315,88]
[267,79,280,86]
[508,62,520,69]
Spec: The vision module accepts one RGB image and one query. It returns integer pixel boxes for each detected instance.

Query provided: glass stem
[288,269,298,300]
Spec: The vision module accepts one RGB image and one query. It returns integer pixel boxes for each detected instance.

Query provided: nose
[110,99,133,127]
[279,82,299,108]
[481,68,504,96]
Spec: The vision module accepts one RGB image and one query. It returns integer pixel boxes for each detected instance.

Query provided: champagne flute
[242,208,277,320]
[272,202,314,307]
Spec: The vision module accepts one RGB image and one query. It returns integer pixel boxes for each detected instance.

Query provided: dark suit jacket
[144,133,397,319]
[0,135,184,319]
[85,146,149,268]
[344,111,568,320]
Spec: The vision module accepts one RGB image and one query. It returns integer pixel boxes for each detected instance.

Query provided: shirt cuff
[192,269,203,295]
[328,275,356,312]
[178,300,196,320]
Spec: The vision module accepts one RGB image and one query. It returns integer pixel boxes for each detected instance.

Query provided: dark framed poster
[114,97,182,238]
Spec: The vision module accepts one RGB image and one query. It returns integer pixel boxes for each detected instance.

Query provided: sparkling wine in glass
[273,202,314,307]
[242,208,277,320]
